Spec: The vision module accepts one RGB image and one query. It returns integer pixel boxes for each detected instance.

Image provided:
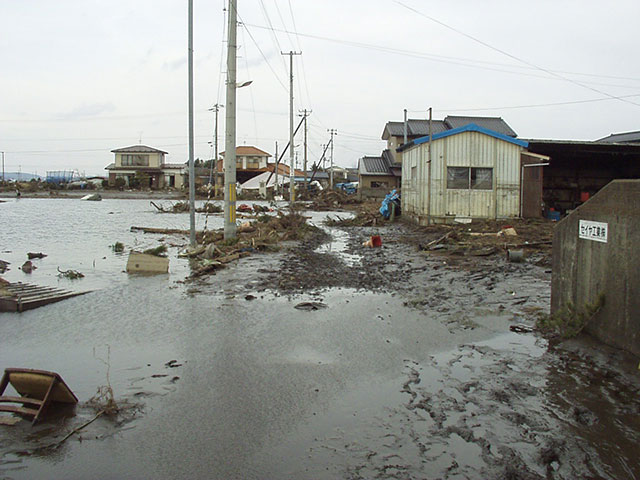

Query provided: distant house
[105,145,185,189]
[217,146,272,183]
[358,150,402,199]
[399,123,543,224]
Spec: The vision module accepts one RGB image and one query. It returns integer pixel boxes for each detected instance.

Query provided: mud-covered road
[1,202,638,480]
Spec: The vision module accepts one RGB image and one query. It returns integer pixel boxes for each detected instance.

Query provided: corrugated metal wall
[403,132,523,221]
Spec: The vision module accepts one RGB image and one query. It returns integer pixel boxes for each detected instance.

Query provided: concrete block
[552,180,640,356]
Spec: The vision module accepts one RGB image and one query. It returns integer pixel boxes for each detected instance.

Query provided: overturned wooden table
[0,368,78,425]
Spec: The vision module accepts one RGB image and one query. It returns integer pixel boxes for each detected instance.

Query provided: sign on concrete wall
[579,220,608,243]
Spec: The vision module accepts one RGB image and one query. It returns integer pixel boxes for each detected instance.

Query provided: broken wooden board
[0,282,90,313]
[126,252,169,274]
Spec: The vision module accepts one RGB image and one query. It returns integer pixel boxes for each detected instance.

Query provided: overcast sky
[1,0,639,177]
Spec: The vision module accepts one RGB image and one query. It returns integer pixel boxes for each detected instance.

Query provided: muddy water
[0,199,639,480]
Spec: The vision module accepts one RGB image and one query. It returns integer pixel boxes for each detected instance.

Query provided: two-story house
[105,145,185,189]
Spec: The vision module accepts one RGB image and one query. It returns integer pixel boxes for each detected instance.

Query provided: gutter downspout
[403,109,408,145]
[427,107,432,225]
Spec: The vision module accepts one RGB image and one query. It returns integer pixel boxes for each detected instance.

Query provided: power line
[434,92,640,113]
[393,0,640,108]
[242,22,640,89]
[237,18,288,92]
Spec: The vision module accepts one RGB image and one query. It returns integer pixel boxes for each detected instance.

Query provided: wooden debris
[126,252,169,274]
[131,226,190,235]
[0,282,91,312]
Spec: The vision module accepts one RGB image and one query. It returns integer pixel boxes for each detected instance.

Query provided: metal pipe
[188,0,196,246]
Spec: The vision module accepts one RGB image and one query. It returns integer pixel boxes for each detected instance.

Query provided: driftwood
[506,241,553,248]
[131,226,191,235]
[424,231,452,250]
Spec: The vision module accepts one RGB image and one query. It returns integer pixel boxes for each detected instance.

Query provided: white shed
[400,124,530,223]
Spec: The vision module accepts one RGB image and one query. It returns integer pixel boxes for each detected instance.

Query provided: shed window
[447,167,493,190]
[447,167,469,189]
[471,168,493,190]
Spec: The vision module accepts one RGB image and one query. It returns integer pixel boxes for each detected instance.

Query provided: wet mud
[263,219,639,479]
[1,200,638,479]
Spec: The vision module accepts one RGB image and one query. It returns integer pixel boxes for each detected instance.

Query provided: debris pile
[415,220,554,261]
[187,210,318,279]
[150,201,222,214]
[307,189,361,210]
[57,268,85,279]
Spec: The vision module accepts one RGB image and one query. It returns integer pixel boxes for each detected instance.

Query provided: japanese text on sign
[579,220,608,243]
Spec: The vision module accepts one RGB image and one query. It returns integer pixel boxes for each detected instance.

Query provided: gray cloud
[57,102,117,120]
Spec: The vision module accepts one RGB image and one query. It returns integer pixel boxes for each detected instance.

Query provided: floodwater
[0,198,639,479]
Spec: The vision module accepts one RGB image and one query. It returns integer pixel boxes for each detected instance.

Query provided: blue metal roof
[412,123,528,148]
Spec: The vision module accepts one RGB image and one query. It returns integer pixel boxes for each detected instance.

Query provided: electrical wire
[236,14,289,92]
[434,93,640,113]
[241,22,640,89]
[393,0,640,108]
[240,25,259,141]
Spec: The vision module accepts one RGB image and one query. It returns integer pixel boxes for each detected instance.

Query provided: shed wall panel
[403,131,524,221]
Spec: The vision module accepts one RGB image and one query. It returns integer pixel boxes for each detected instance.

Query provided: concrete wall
[551,179,640,356]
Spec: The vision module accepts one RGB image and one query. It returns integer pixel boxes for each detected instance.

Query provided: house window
[371,181,388,188]
[122,154,149,166]
[447,167,493,190]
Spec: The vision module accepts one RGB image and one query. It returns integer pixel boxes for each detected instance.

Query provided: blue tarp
[379,189,401,219]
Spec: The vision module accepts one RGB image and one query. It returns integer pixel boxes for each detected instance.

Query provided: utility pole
[282,50,301,206]
[274,141,278,195]
[328,129,337,189]
[299,109,311,188]
[224,0,238,239]
[208,104,223,192]
[1,152,4,183]
[188,0,196,247]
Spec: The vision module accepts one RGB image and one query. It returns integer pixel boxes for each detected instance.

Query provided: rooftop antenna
[138,131,143,144]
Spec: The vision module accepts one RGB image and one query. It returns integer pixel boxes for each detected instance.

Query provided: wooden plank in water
[0,282,90,312]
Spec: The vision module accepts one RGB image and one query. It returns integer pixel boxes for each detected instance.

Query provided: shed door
[520,154,546,218]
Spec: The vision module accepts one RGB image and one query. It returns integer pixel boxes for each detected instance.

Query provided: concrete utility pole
[299,109,311,188]
[282,50,301,206]
[1,152,4,183]
[208,104,223,192]
[224,0,238,239]
[328,129,337,189]
[188,0,196,247]
[274,141,278,195]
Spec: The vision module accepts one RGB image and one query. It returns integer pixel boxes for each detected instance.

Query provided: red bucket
[371,235,382,247]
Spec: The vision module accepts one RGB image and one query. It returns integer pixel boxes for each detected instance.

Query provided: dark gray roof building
[597,130,640,144]
[111,145,169,154]
[382,115,516,141]
[359,151,401,177]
